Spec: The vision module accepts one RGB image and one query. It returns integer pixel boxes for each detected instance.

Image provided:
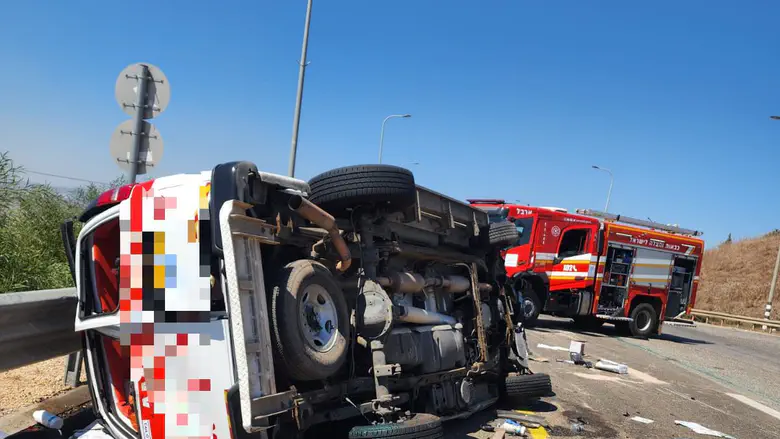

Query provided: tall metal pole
[766,115,780,327]
[765,244,780,324]
[378,114,411,164]
[129,64,150,184]
[592,165,614,212]
[288,0,313,178]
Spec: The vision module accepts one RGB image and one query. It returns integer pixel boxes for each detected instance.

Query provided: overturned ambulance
[65,164,551,439]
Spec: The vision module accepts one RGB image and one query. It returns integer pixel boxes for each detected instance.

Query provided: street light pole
[765,115,780,327]
[591,165,614,212]
[378,114,411,164]
[287,0,313,178]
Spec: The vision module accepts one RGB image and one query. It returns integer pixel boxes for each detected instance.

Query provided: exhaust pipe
[397,306,457,325]
[289,195,352,272]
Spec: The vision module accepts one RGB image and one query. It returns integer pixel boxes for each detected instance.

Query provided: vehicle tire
[348,413,443,439]
[271,260,350,381]
[516,282,541,327]
[572,316,605,331]
[307,165,416,216]
[487,221,519,247]
[628,303,658,338]
[505,374,553,400]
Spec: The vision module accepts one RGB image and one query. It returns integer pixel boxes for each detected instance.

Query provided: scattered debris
[530,356,550,363]
[499,420,527,436]
[630,416,654,424]
[570,421,585,433]
[556,359,576,365]
[569,340,586,355]
[674,420,736,438]
[595,359,629,374]
[537,343,570,352]
[32,409,63,429]
[569,351,594,368]
[495,410,548,427]
[623,411,630,417]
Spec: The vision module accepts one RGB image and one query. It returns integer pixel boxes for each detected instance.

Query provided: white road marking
[657,388,731,416]
[726,393,780,421]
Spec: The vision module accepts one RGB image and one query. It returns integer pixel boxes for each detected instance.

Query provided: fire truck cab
[468,200,705,337]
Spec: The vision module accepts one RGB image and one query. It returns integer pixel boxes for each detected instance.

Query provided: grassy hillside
[696,231,780,319]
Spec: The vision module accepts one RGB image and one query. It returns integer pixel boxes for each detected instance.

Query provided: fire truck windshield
[511,217,534,246]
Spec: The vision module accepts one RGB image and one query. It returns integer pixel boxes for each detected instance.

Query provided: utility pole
[288,0,313,178]
[128,64,150,184]
[766,115,780,329]
[765,245,780,327]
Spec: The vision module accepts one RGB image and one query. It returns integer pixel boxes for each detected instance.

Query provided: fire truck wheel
[307,164,416,217]
[517,285,541,326]
[504,373,553,400]
[348,413,443,439]
[272,260,350,381]
[487,221,519,246]
[628,303,658,338]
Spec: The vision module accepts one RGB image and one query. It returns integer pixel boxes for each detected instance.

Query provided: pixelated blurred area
[115,180,222,438]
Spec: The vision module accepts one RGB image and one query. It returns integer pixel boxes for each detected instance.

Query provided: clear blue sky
[1,1,778,245]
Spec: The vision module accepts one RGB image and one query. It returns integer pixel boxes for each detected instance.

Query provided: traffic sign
[115,63,170,119]
[109,119,164,175]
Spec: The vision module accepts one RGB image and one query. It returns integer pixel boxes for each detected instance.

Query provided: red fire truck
[468,200,705,337]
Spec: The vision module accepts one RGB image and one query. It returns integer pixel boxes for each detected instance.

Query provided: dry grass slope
[697,230,780,318]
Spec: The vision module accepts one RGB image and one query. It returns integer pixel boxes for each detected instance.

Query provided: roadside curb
[0,386,90,434]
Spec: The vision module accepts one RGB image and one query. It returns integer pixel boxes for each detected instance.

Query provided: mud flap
[510,323,530,370]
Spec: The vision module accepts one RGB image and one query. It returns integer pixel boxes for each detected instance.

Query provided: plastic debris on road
[500,420,527,436]
[569,340,586,355]
[595,359,629,374]
[630,416,654,424]
[32,410,63,430]
[537,343,570,352]
[674,420,736,438]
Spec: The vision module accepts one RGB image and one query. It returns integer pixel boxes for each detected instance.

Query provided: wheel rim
[299,284,338,352]
[636,309,652,332]
[523,297,536,319]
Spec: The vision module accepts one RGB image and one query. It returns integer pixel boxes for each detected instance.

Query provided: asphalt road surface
[6,317,778,439]
[444,316,780,438]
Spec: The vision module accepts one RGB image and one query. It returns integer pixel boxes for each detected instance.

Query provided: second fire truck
[468,200,705,337]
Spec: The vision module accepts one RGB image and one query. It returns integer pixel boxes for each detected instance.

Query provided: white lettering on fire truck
[563,264,577,272]
[629,236,682,252]
[515,208,533,216]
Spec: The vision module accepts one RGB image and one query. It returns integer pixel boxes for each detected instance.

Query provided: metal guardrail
[688,308,780,331]
[0,288,82,372]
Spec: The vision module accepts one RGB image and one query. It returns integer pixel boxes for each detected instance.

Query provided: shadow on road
[657,332,712,345]
[528,316,713,345]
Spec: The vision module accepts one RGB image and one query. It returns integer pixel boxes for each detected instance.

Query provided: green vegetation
[0,152,125,292]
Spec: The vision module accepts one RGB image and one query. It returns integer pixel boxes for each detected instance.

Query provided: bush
[0,152,125,292]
